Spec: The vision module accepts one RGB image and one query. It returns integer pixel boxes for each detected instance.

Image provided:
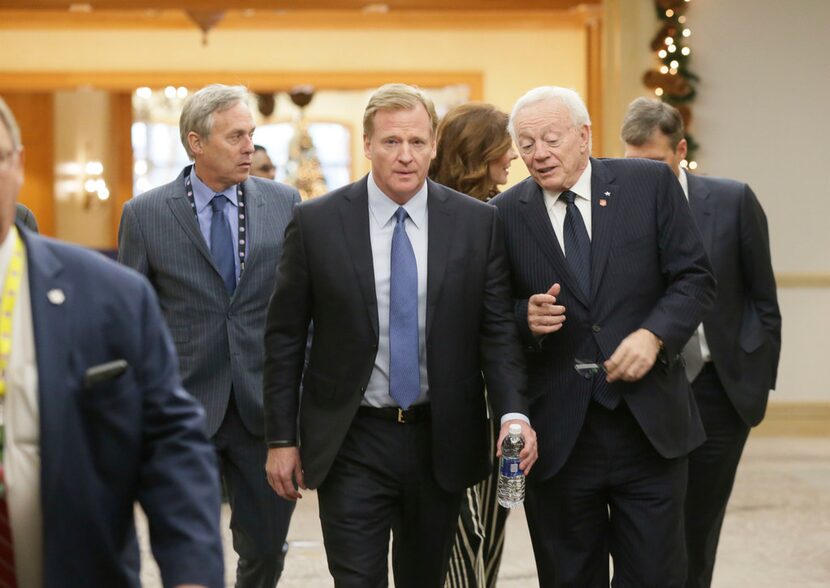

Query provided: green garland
[643,0,699,162]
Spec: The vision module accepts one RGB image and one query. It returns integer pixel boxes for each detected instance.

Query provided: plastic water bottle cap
[508,423,522,435]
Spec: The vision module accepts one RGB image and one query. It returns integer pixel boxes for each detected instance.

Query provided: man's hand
[527,283,566,337]
[604,328,662,383]
[265,447,306,501]
[496,419,538,475]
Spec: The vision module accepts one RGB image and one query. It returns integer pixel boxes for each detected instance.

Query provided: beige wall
[0,24,587,244]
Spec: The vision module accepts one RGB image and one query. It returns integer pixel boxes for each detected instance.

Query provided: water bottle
[497,423,525,508]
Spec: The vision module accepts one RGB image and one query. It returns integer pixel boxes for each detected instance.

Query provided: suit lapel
[236,177,263,293]
[338,178,379,339]
[425,180,454,341]
[686,172,715,257]
[517,179,589,308]
[22,230,72,502]
[588,158,620,301]
[167,167,217,274]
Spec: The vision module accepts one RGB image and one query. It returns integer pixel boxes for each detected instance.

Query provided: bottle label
[500,456,522,478]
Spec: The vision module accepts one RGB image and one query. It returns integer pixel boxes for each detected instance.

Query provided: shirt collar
[543,160,593,211]
[678,167,689,200]
[367,172,428,230]
[0,225,19,280]
[190,167,239,213]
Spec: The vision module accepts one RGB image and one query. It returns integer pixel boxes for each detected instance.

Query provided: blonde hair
[363,83,438,139]
[429,103,512,201]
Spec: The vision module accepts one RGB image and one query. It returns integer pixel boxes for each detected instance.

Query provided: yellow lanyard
[0,228,25,399]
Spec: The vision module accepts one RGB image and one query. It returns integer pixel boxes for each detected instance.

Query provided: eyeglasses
[574,358,606,379]
[0,147,20,171]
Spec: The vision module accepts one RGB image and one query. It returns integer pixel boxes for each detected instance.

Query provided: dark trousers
[317,411,463,588]
[685,363,751,588]
[213,395,296,588]
[525,401,688,588]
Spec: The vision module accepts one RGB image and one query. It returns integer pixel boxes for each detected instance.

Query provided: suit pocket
[739,303,768,353]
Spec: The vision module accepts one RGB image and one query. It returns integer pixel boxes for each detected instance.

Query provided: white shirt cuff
[500,412,530,426]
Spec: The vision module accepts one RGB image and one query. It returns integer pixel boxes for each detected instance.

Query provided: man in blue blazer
[119,85,300,586]
[622,97,782,588]
[0,96,223,587]
[492,87,716,587]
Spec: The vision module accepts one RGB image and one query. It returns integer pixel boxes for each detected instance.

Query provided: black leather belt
[358,404,431,424]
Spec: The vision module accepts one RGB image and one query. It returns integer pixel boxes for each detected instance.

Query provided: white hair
[508,86,592,143]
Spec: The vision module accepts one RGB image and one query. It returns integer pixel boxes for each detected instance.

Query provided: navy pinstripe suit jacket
[118,165,300,437]
[492,157,716,480]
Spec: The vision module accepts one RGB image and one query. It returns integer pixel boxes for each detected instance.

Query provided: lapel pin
[47,288,66,305]
[599,191,611,207]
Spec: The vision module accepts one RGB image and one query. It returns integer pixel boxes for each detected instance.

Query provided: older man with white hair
[491,86,716,587]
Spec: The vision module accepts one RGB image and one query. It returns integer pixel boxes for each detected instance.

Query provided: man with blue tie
[491,87,716,587]
[262,83,536,587]
[622,97,781,588]
[118,84,300,587]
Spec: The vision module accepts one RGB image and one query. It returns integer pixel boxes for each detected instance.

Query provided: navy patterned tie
[562,190,591,300]
[563,191,620,408]
[210,194,236,295]
[388,207,420,409]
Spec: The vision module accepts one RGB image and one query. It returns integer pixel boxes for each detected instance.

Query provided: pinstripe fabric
[491,157,716,481]
[118,165,300,437]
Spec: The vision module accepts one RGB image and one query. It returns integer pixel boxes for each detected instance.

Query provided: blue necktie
[389,207,420,409]
[563,191,619,409]
[562,190,591,300]
[210,194,237,295]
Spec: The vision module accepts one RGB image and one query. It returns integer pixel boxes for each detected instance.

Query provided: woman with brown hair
[430,102,517,203]
[430,102,517,588]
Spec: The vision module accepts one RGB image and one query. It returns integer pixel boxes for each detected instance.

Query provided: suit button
[592,325,601,333]
[359,386,366,393]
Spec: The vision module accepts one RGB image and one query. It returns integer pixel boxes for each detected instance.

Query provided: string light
[645,0,699,167]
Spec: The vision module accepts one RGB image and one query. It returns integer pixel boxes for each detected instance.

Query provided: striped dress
[446,419,509,588]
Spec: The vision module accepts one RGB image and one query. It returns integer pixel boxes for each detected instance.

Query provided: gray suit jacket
[118,165,300,436]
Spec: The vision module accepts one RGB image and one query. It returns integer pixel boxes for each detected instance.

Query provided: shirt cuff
[267,440,297,448]
[500,412,530,426]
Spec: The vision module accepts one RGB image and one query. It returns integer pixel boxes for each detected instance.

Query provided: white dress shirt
[363,173,430,408]
[1,226,43,586]
[543,161,594,252]
[678,168,713,362]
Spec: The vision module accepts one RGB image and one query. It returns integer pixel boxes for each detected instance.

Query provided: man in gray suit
[118,84,300,587]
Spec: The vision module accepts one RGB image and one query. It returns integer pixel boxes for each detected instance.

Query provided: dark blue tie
[562,190,591,300]
[210,194,237,295]
[563,191,620,409]
[389,207,420,409]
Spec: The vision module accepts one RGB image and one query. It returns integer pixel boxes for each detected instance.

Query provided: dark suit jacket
[492,158,716,480]
[19,223,223,587]
[686,172,781,426]
[15,202,38,232]
[263,177,527,493]
[118,166,300,436]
